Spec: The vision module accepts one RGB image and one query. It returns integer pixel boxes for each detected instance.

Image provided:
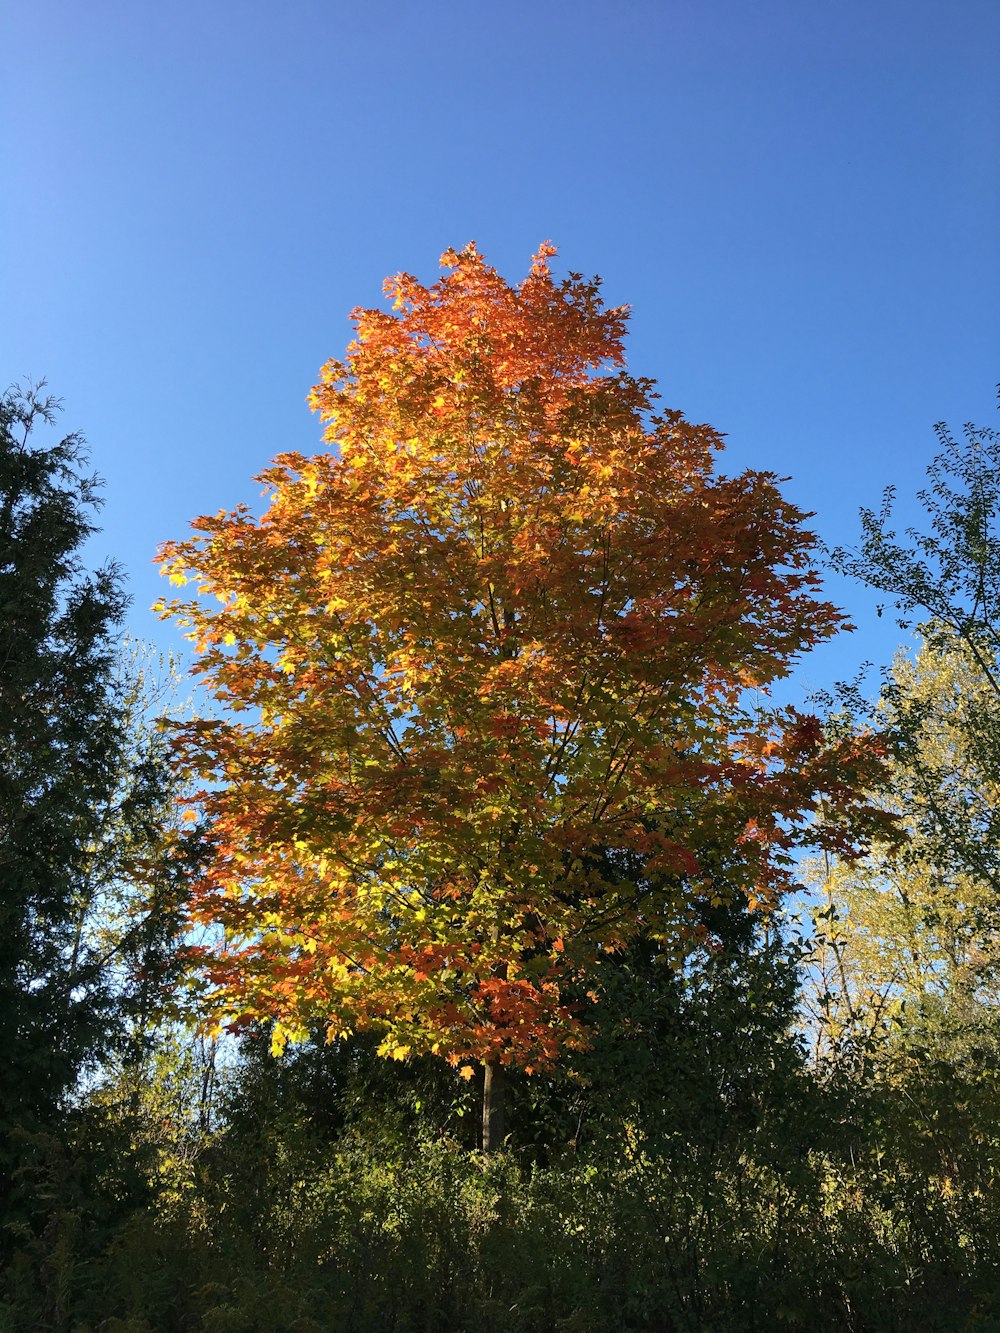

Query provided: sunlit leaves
[158,244,888,1073]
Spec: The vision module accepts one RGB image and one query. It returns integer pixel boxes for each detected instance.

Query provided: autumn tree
[158,245,886,1150]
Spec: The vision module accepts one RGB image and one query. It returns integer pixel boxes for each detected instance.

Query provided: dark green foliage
[1,386,123,1130]
[0,384,185,1237]
[10,929,1000,1332]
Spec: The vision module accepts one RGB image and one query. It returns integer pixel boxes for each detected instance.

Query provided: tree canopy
[157,245,888,1099]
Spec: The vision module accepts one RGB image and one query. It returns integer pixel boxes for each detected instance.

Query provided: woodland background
[4,367,1000,1333]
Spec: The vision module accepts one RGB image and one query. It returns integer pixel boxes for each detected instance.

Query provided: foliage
[0,384,188,1242]
[811,401,1000,1068]
[831,401,1000,884]
[791,396,1000,1326]
[831,403,1000,665]
[9,951,1000,1332]
[156,245,888,1083]
[805,641,1000,1068]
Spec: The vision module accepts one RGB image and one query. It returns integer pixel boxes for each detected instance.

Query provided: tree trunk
[482,1060,505,1154]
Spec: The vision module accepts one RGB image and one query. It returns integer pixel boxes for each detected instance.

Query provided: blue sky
[4,0,998,700]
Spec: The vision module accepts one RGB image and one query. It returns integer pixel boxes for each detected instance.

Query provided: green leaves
[832,405,1000,682]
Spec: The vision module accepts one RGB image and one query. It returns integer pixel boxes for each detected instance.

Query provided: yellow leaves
[459,1065,475,1081]
[270,1021,307,1057]
[324,1020,354,1043]
[377,1038,412,1062]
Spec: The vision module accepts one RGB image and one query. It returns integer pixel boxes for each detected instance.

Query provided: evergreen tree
[0,384,183,1202]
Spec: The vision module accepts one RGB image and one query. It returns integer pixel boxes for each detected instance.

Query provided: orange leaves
[312,242,631,447]
[156,242,889,1077]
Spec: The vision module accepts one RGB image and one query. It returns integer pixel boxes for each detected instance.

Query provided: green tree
[804,639,1000,1069]
[800,641,1000,1325]
[811,399,1000,1057]
[800,399,1000,1302]
[0,384,185,1212]
[831,400,1000,888]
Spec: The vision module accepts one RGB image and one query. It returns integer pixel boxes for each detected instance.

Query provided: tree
[800,638,1000,1285]
[158,245,887,1149]
[805,639,1000,1067]
[810,396,1000,1064]
[831,401,1000,884]
[0,384,185,1203]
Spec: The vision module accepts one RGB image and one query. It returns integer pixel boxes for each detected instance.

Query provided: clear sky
[4,0,998,699]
